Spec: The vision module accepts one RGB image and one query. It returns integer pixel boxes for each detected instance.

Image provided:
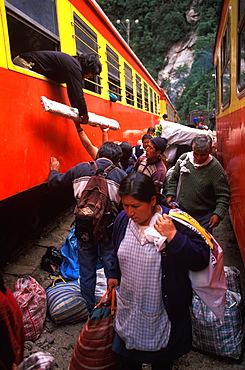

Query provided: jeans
[77,239,113,311]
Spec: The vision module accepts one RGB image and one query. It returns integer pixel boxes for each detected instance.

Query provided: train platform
[1,207,245,369]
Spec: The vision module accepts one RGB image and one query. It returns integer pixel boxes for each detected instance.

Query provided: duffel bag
[69,288,119,370]
[46,278,89,324]
[191,290,244,360]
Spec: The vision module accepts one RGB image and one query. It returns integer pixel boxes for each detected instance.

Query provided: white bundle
[160,120,213,146]
[40,96,120,130]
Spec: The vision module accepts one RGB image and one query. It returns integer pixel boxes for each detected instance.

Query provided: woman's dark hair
[147,127,155,134]
[119,172,168,206]
[119,173,156,203]
[97,141,123,164]
[141,133,152,141]
[76,52,102,76]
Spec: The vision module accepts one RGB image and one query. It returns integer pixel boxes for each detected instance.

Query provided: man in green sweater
[166,135,230,233]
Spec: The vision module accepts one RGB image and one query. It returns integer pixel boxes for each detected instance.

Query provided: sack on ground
[41,246,62,276]
[13,276,47,341]
[46,278,89,324]
[224,265,244,321]
[60,227,79,280]
[191,290,244,360]
[74,161,117,244]
[17,351,54,370]
[69,289,119,370]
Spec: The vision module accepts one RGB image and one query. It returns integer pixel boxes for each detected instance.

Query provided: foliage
[97,0,222,123]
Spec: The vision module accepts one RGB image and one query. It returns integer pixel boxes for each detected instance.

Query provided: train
[213,0,245,263]
[0,0,177,265]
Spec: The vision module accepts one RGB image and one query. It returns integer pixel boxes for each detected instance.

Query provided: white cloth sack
[41,96,120,130]
[160,120,213,146]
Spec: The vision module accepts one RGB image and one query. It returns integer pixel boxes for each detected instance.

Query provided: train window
[73,14,102,95]
[215,65,220,112]
[154,93,158,114]
[106,46,121,101]
[239,0,245,20]
[144,82,149,111]
[124,63,134,106]
[221,24,230,107]
[238,4,245,92]
[136,74,143,109]
[150,89,154,113]
[5,0,59,59]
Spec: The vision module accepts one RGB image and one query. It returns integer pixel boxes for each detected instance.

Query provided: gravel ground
[2,208,245,370]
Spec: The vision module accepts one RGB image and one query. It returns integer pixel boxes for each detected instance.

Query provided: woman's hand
[108,278,118,292]
[154,214,177,242]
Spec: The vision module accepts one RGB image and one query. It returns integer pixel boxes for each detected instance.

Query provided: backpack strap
[89,161,98,176]
[102,164,116,178]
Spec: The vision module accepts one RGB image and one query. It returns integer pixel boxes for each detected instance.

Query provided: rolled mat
[41,96,120,130]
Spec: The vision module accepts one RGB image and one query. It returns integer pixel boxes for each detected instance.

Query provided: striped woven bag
[46,278,89,324]
[69,288,119,370]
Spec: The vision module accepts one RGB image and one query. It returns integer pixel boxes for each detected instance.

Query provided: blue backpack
[60,228,79,280]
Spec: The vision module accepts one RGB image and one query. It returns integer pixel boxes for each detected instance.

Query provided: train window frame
[239,0,245,21]
[5,1,60,60]
[106,45,121,102]
[238,5,245,95]
[149,88,154,113]
[72,14,102,95]
[136,74,143,109]
[124,63,134,106]
[221,20,231,109]
[214,65,220,113]
[144,82,149,111]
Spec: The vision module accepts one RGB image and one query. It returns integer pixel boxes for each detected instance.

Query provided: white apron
[114,216,171,351]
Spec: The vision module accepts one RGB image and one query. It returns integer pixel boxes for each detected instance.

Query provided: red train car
[0,0,177,261]
[213,0,245,262]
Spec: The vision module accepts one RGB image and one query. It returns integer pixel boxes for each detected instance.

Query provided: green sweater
[166,153,230,220]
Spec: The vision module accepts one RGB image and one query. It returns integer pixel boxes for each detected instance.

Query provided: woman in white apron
[108,172,210,369]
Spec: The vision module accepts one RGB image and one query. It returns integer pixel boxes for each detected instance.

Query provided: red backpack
[74,162,117,244]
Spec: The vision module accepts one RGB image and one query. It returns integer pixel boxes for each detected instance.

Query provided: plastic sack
[13,276,47,341]
[40,246,62,276]
[60,228,80,280]
[189,236,227,322]
[192,290,244,360]
[17,352,54,370]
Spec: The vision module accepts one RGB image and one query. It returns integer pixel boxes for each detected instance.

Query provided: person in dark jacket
[48,142,126,311]
[108,172,210,370]
[13,50,102,129]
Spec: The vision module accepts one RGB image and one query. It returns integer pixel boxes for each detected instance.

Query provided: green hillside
[97,0,222,123]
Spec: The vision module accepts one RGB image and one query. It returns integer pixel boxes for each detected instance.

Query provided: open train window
[73,14,102,94]
[5,0,60,60]
[144,82,149,111]
[124,63,134,106]
[106,46,121,101]
[221,23,230,107]
[136,74,143,109]
[238,1,245,93]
